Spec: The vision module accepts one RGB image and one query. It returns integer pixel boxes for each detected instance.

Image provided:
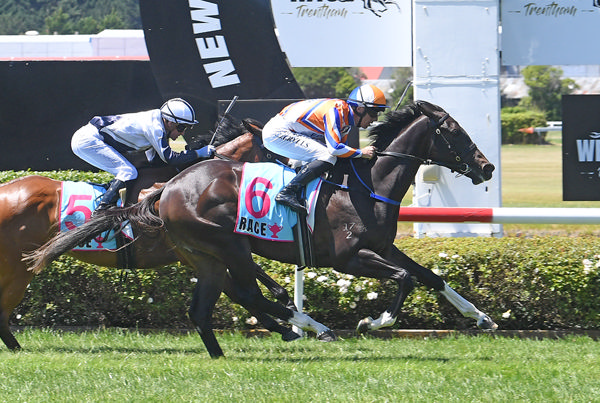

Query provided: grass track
[2,329,599,402]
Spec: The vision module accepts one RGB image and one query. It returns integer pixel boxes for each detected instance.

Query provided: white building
[0,29,148,60]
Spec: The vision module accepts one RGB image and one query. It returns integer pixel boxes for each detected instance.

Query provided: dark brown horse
[28,101,497,358]
[0,115,301,352]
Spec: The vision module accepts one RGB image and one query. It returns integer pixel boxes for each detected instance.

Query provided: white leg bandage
[440,282,483,320]
[369,310,396,330]
[288,311,330,335]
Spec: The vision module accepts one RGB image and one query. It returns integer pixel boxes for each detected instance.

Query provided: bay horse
[28,101,497,358]
[0,115,304,352]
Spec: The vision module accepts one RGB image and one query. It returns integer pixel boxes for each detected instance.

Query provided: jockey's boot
[276,160,333,213]
[94,179,126,215]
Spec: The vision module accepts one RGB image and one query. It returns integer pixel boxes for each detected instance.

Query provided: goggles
[176,123,193,133]
[366,108,384,118]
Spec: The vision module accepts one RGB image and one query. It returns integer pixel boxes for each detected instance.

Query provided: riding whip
[209,95,239,146]
[394,80,412,111]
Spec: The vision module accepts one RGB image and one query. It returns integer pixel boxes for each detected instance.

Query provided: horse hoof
[356,317,373,334]
[282,330,302,342]
[317,330,337,342]
[478,315,499,331]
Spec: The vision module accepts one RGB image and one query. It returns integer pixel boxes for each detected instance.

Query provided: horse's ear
[415,100,444,116]
[415,100,438,118]
[242,118,264,136]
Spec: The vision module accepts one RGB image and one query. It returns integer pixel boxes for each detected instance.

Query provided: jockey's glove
[195,145,216,159]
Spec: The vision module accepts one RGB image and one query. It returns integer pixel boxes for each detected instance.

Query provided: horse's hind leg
[255,266,297,311]
[223,273,301,342]
[0,307,20,351]
[223,249,335,341]
[185,255,228,358]
[0,254,34,351]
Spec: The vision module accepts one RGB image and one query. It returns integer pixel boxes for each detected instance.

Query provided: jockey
[71,98,215,213]
[262,84,388,212]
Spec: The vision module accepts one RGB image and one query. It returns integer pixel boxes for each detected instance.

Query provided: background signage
[562,95,600,200]
[501,0,600,65]
[271,0,412,67]
[140,0,304,140]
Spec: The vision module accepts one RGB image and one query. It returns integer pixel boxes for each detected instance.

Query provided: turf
[2,329,598,402]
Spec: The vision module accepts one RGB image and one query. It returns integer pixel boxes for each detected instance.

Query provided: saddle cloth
[59,181,133,251]
[235,162,322,242]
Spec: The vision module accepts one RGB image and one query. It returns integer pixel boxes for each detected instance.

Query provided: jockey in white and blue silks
[262,84,388,212]
[71,98,215,213]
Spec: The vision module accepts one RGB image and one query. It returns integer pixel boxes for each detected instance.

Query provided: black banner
[140,0,304,141]
[562,95,600,200]
[0,60,161,171]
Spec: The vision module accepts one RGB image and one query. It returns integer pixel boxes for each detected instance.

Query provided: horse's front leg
[388,246,498,330]
[343,249,414,333]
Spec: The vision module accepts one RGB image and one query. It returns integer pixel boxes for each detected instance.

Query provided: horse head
[414,101,494,185]
[369,101,494,185]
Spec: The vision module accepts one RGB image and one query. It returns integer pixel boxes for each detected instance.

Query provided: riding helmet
[347,84,389,110]
[160,98,199,125]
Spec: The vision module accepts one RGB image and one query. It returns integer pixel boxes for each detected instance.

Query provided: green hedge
[5,171,600,331]
[12,237,600,332]
[501,107,547,144]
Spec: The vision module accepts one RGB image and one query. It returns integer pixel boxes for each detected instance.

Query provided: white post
[412,0,503,238]
[293,265,304,336]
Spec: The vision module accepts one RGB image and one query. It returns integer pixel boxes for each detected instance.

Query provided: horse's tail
[24,187,165,274]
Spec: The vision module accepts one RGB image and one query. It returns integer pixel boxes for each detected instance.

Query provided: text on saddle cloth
[235,162,322,242]
[60,181,134,251]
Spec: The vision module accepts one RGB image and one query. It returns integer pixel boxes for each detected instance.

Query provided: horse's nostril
[483,163,495,179]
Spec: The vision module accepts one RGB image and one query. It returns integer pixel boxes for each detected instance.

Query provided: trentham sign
[501,0,600,65]
[271,0,412,67]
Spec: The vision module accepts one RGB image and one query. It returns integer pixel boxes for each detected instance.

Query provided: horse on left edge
[0,114,308,352]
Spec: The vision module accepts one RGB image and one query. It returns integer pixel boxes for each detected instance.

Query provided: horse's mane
[185,114,264,149]
[368,102,421,151]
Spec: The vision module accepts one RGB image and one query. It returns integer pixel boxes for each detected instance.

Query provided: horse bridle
[342,109,477,205]
[376,110,473,176]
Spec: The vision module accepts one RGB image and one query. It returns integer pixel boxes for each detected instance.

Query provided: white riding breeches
[71,123,138,182]
[262,115,337,165]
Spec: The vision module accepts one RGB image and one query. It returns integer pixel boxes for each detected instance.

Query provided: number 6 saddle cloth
[235,162,322,242]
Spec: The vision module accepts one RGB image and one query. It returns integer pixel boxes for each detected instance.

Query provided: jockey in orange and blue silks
[262,84,389,212]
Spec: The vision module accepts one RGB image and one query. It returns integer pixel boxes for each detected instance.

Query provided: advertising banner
[271,0,412,67]
[562,95,600,200]
[140,0,304,138]
[501,0,600,65]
